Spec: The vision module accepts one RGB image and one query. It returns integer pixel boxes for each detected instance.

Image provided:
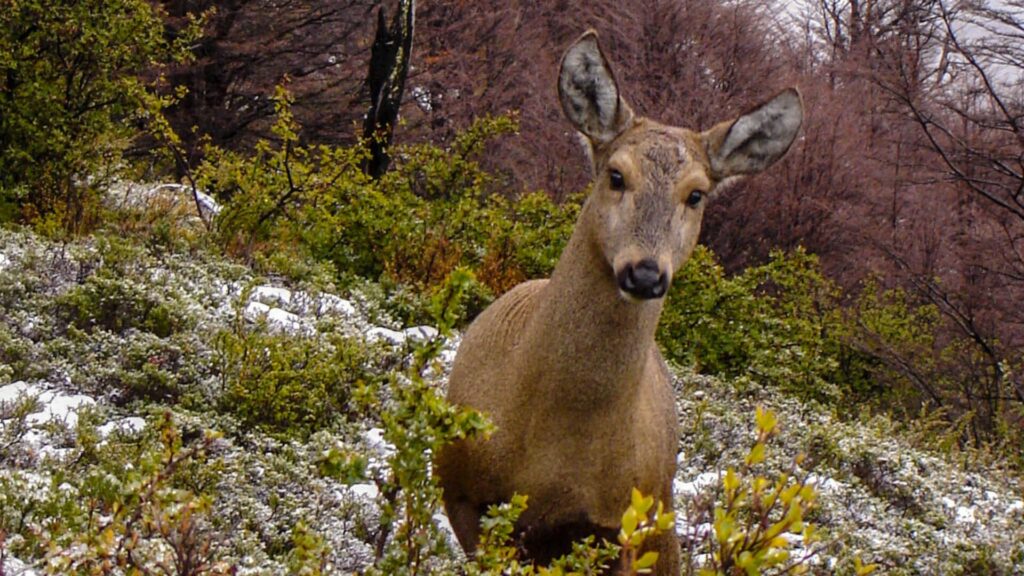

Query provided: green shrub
[698,408,822,575]
[0,0,200,233]
[214,298,380,439]
[0,412,232,575]
[200,91,578,322]
[55,274,183,337]
[659,247,877,408]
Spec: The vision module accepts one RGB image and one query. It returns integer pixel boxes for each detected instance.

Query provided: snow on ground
[1,226,1022,573]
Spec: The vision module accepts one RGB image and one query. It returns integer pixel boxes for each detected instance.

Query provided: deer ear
[558,30,635,146]
[705,88,803,180]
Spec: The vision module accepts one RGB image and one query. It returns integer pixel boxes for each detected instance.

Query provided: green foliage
[214,290,379,439]
[0,0,200,233]
[0,412,232,575]
[201,91,578,322]
[464,489,671,576]
[699,408,828,576]
[56,274,183,337]
[287,521,330,576]
[659,247,877,407]
[616,488,677,575]
[368,269,493,575]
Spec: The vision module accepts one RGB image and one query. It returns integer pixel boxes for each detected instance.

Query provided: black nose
[617,259,669,299]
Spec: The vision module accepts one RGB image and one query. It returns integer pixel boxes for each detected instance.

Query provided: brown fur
[435,31,802,575]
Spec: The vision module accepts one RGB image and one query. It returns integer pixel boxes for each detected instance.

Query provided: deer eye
[685,190,704,207]
[609,169,626,191]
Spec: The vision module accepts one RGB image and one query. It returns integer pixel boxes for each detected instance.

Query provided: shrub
[659,247,877,408]
[214,294,380,439]
[0,0,200,233]
[201,91,578,322]
[0,412,232,575]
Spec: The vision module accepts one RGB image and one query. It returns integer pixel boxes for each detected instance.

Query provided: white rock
[366,327,406,345]
[252,285,293,307]
[266,307,307,333]
[244,301,310,335]
[348,483,380,500]
[0,252,9,272]
[244,301,272,320]
[318,294,356,317]
[439,348,458,367]
[98,417,147,438]
[403,326,439,343]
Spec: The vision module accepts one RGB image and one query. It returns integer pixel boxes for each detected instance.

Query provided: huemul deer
[435,31,803,574]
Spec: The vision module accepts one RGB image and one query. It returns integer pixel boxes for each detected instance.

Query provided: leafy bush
[659,247,877,408]
[213,302,380,440]
[0,412,231,575]
[0,0,200,233]
[697,407,823,576]
[200,91,578,322]
[56,274,184,337]
[367,270,493,575]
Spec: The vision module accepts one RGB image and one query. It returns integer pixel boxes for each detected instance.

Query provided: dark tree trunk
[362,0,414,179]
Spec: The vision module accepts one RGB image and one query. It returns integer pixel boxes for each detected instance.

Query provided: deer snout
[617,258,669,300]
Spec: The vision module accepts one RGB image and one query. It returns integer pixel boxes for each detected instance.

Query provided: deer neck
[522,202,664,407]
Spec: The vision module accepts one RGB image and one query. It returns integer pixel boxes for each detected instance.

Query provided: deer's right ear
[558,31,634,147]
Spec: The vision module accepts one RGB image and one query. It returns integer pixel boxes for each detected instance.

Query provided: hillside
[1,223,1021,575]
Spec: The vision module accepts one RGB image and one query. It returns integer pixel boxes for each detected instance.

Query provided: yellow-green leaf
[635,551,659,569]
[621,507,639,536]
[745,442,766,466]
[755,406,778,434]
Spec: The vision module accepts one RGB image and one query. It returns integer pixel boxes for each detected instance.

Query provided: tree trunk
[362,0,415,179]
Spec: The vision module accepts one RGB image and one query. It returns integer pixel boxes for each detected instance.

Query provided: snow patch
[2,555,39,576]
[363,428,394,457]
[243,301,312,335]
[251,285,293,307]
[347,483,380,500]
[26,393,95,428]
[98,417,147,438]
[366,327,407,345]
[0,381,96,429]
[433,511,457,540]
[674,472,719,497]
[955,505,977,525]
[0,381,38,404]
[318,294,356,317]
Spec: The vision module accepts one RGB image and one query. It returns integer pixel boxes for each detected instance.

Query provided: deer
[434,30,803,575]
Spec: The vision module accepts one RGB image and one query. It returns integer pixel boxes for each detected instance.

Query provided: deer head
[558,31,803,300]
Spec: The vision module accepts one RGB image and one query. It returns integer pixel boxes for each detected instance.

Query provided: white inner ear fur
[713,89,803,177]
[559,36,625,145]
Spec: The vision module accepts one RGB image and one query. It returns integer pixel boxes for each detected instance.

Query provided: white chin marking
[618,289,643,303]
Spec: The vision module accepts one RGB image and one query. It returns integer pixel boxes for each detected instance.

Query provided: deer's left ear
[704,88,803,180]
